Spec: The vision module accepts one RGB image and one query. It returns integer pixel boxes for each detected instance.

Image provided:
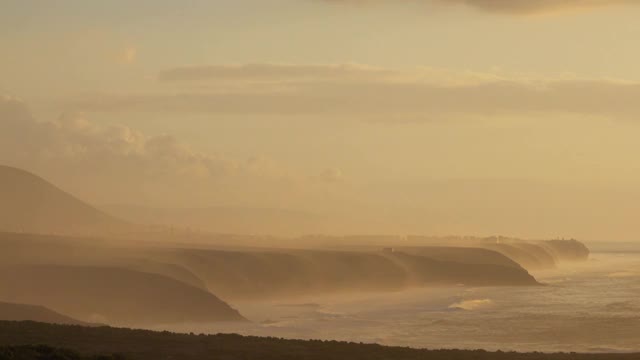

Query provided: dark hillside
[0,321,637,360]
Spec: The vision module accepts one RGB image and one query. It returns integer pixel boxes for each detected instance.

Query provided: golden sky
[2,0,640,240]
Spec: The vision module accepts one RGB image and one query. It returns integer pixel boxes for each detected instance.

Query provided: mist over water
[156,252,640,353]
[5,2,640,358]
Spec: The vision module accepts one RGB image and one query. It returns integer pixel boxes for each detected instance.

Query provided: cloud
[321,0,636,14]
[0,97,231,179]
[443,0,634,14]
[0,96,301,207]
[66,64,640,120]
[158,63,392,82]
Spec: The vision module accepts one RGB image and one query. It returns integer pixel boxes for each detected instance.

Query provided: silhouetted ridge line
[0,165,131,235]
[0,264,246,325]
[0,321,638,360]
[0,302,92,326]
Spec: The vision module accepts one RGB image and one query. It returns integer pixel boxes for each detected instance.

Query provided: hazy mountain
[0,302,90,326]
[0,232,538,304]
[158,248,539,300]
[0,232,208,292]
[398,246,525,269]
[0,165,131,235]
[406,236,590,270]
[0,265,246,325]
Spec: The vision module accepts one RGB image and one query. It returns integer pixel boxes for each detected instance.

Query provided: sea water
[162,252,640,353]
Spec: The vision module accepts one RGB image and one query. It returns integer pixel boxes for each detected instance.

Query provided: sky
[2,0,640,240]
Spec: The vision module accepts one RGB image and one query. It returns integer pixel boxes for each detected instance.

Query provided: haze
[5,2,640,358]
[3,1,640,241]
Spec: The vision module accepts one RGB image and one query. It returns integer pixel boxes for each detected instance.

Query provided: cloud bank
[0,96,233,180]
[445,0,634,14]
[158,63,392,82]
[0,96,304,207]
[69,64,640,120]
[322,0,636,14]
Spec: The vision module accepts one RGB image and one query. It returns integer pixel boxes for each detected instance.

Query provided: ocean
[161,252,640,353]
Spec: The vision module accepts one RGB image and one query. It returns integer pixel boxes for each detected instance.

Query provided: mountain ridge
[0,165,131,235]
[0,302,91,326]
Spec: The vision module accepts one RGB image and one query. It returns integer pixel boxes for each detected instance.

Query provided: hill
[0,265,246,326]
[406,236,590,270]
[398,246,525,269]
[0,165,130,235]
[0,232,539,305]
[0,232,208,291]
[0,321,637,360]
[0,302,90,326]
[158,248,538,300]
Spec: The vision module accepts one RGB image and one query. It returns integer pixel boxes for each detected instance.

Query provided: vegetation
[0,321,638,360]
[0,345,124,360]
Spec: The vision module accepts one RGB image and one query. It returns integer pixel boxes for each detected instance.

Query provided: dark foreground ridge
[0,345,123,360]
[0,302,92,327]
[0,321,637,360]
